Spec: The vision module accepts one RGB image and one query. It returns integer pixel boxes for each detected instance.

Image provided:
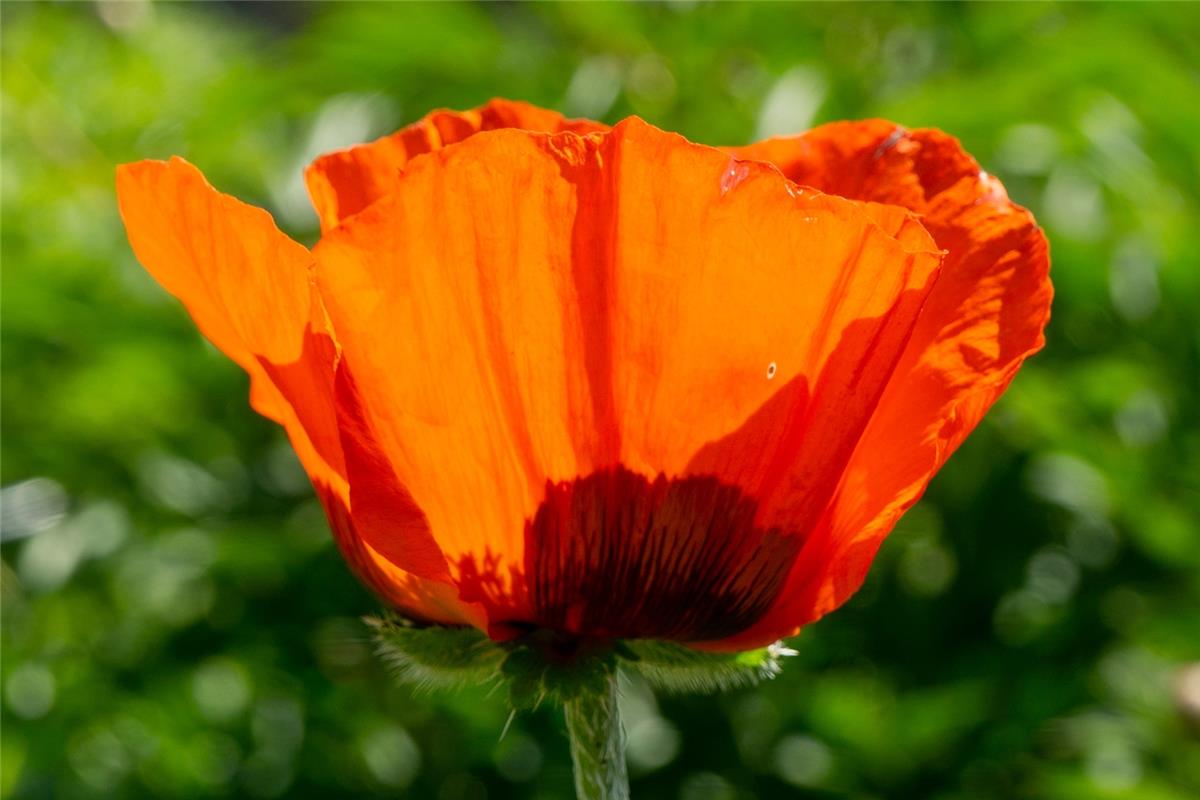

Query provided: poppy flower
[117,99,1050,652]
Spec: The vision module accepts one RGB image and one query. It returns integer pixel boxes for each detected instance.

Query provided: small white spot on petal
[720,158,751,196]
[766,362,777,380]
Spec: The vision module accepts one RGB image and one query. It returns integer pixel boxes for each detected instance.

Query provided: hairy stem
[563,668,629,800]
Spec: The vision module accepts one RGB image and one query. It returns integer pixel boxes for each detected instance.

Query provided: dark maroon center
[519,466,801,642]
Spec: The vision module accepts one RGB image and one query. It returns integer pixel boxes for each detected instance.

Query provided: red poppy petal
[304,98,607,232]
[314,117,942,635]
[716,121,1052,648]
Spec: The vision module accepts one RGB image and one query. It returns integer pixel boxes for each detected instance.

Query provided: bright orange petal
[331,361,460,583]
[116,157,341,483]
[314,118,943,635]
[718,121,1052,647]
[116,158,475,624]
[304,98,607,232]
[317,481,485,627]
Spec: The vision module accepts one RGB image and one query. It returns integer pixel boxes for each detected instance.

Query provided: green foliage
[3,2,1199,799]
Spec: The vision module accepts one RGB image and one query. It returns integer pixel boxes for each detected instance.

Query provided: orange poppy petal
[680,197,940,511]
[314,117,943,636]
[317,481,485,627]
[304,98,607,232]
[717,121,1052,647]
[116,158,474,623]
[115,157,342,484]
[331,361,458,584]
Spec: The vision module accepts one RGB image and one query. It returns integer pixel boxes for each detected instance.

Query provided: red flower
[117,99,1051,650]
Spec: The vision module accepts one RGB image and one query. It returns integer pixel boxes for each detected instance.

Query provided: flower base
[367,614,795,800]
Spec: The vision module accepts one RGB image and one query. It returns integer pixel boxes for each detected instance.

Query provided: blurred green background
[3,2,1199,798]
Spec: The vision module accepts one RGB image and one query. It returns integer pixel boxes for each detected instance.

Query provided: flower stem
[563,666,629,800]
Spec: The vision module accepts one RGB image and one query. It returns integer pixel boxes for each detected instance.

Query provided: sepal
[365,614,505,690]
[619,640,797,694]
[500,631,617,709]
[366,615,796,702]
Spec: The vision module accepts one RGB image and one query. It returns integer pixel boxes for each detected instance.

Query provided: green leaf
[365,614,505,690]
[620,640,796,694]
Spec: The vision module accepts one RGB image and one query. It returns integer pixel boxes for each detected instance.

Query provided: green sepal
[367,617,620,708]
[367,615,796,701]
[501,633,617,709]
[365,614,505,690]
[366,619,794,800]
[618,639,796,694]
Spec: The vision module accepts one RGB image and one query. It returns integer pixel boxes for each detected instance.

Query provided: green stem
[563,666,629,800]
